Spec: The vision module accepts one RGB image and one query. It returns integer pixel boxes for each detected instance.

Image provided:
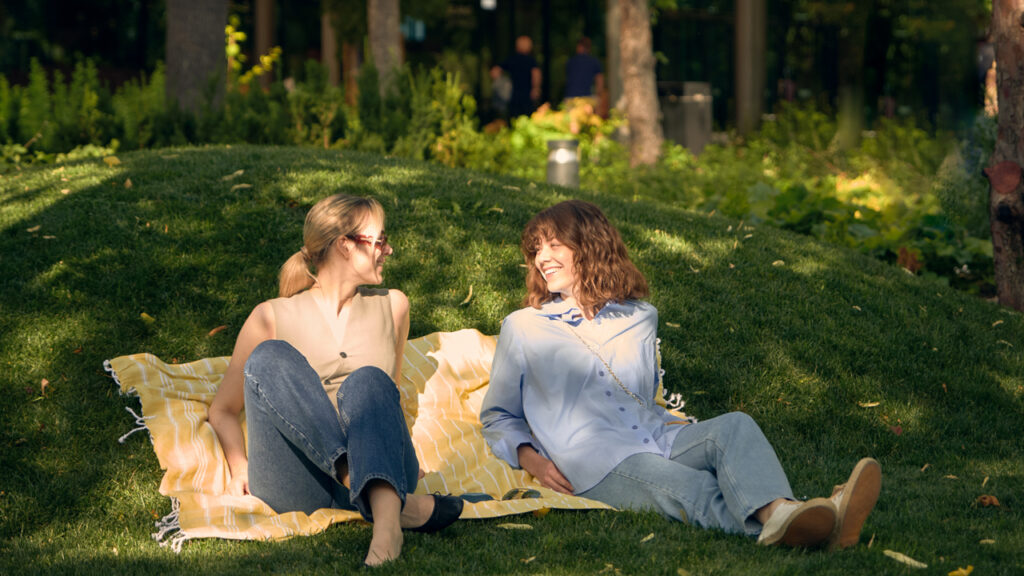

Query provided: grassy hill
[1,145,1021,574]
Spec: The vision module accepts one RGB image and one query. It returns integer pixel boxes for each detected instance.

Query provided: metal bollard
[546,139,579,188]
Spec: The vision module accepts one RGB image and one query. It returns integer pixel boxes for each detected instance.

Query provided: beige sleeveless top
[268,286,397,413]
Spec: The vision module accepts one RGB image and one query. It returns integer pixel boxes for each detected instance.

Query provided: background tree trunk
[605,0,623,109]
[619,0,663,167]
[835,0,872,150]
[367,0,402,95]
[987,0,1024,310]
[735,0,766,136]
[322,7,341,87]
[255,0,274,92]
[165,0,229,113]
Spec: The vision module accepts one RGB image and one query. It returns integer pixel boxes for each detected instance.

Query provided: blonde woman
[209,194,462,567]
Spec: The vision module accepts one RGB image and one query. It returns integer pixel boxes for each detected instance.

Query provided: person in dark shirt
[491,35,541,119]
[564,37,604,100]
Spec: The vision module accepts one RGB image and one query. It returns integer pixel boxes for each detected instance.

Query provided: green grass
[1,145,1021,575]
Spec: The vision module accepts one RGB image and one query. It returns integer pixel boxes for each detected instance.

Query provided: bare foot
[364,523,402,567]
[399,494,436,529]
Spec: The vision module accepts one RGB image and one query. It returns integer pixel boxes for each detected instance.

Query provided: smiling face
[534,236,576,302]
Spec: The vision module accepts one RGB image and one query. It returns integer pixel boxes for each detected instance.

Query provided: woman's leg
[243,340,352,514]
[668,412,795,535]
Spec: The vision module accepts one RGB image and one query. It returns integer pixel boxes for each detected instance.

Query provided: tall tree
[735,0,767,136]
[986,0,1024,310]
[367,0,402,95]
[165,0,229,113]
[619,0,663,167]
[835,0,873,150]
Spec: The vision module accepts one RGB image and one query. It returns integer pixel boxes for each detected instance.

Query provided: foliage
[287,61,345,149]
[18,59,53,149]
[225,15,282,92]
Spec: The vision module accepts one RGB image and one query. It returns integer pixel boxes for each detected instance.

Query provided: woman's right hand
[226,470,250,496]
[518,444,574,495]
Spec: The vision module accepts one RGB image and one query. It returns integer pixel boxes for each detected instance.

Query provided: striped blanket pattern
[107,329,613,550]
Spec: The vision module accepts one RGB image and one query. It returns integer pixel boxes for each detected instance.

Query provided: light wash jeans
[578,412,793,536]
[243,340,419,521]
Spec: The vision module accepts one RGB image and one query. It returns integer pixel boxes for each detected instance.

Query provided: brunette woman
[480,199,879,549]
[209,194,462,567]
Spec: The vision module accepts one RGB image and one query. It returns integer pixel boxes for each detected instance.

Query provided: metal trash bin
[546,139,579,188]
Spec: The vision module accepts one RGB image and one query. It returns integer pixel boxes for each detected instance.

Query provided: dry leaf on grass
[41,378,50,394]
[948,566,973,576]
[992,320,1004,327]
[771,260,785,267]
[496,523,532,530]
[230,183,252,192]
[979,539,996,545]
[27,225,41,233]
[520,556,536,564]
[858,401,880,408]
[665,322,680,328]
[61,189,70,194]
[944,475,959,480]
[221,169,244,181]
[975,494,1000,507]
[460,285,473,306]
[639,532,655,543]
[208,325,228,337]
[883,550,927,569]
[124,178,133,188]
[140,312,156,325]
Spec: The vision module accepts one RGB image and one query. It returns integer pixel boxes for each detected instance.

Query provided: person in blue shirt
[564,37,604,101]
[480,199,881,549]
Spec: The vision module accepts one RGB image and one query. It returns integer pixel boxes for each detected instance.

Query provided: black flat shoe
[408,494,464,533]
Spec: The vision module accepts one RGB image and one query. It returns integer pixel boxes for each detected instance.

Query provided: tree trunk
[619,0,663,167]
[367,0,402,95]
[606,0,622,109]
[835,1,872,150]
[255,0,274,92]
[165,0,229,113]
[322,8,341,87]
[735,0,766,136]
[986,0,1024,310]
[342,42,361,107]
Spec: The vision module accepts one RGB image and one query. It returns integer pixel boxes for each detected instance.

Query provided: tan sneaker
[828,457,882,550]
[757,498,837,548]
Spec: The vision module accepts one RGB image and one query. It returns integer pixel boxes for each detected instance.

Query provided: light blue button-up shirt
[480,298,689,493]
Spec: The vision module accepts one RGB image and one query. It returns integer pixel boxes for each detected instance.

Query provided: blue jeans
[243,340,419,521]
[578,412,793,536]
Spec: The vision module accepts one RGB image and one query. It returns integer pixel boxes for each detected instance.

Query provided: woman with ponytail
[209,194,462,567]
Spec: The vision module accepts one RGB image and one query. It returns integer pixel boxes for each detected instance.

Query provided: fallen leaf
[488,205,504,213]
[208,325,228,337]
[889,425,903,436]
[689,265,701,273]
[944,475,959,480]
[997,340,1013,347]
[43,235,56,239]
[72,347,82,354]
[520,556,536,564]
[982,476,989,487]
[496,523,533,530]
[221,169,244,181]
[140,312,157,325]
[41,378,50,394]
[884,550,928,569]
[920,463,931,472]
[665,322,680,328]
[460,285,473,306]
[975,494,1000,507]
[729,263,735,269]
[124,178,133,188]
[948,566,974,576]
[867,533,875,548]
[992,320,1004,327]
[979,539,996,545]
[743,233,753,240]
[27,225,41,233]
[61,188,70,194]
[103,156,121,166]
[858,401,880,408]
[771,260,785,267]
[852,305,862,311]
[639,532,655,543]
[897,246,922,273]
[230,183,252,192]
[532,507,550,518]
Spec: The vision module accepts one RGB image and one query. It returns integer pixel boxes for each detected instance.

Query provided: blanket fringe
[103,358,136,396]
[117,406,155,444]
[152,498,192,553]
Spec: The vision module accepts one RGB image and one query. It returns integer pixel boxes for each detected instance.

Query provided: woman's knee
[243,340,308,393]
[338,366,399,405]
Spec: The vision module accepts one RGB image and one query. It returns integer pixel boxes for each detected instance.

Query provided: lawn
[0,145,1021,575]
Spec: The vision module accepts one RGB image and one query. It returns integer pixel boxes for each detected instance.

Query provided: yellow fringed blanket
[107,329,616,551]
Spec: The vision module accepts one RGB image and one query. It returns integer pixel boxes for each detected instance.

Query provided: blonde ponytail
[278,194,385,297]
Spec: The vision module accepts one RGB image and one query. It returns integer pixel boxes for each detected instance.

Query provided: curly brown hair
[521,200,648,314]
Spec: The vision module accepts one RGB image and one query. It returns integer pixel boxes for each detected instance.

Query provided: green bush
[288,60,345,149]
[18,59,53,149]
